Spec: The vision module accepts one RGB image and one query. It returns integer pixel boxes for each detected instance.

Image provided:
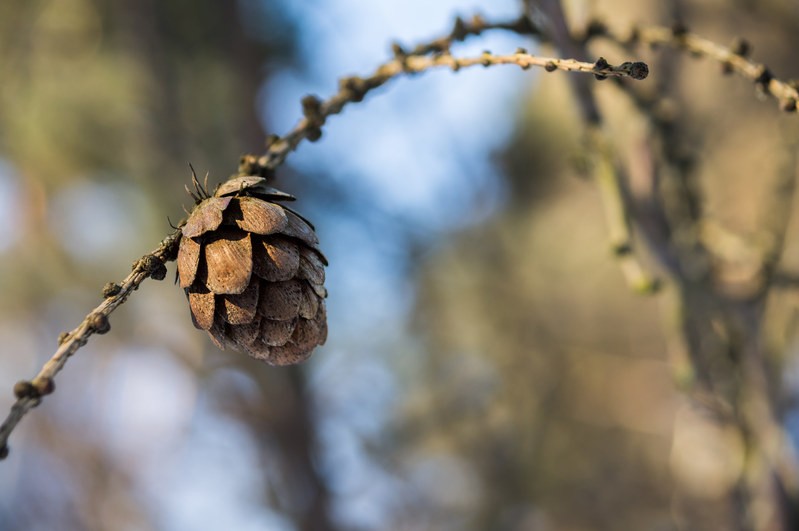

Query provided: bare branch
[242,16,648,176]
[403,14,541,56]
[600,24,799,113]
[0,229,181,459]
[588,128,660,294]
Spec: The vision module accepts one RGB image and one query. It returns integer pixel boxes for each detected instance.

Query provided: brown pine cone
[177,175,327,365]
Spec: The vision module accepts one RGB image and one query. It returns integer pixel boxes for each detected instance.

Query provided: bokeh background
[1,0,799,530]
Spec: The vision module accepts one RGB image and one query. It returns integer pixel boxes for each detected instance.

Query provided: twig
[598,24,799,113]
[588,127,660,294]
[244,49,647,174]
[526,0,603,124]
[403,14,541,56]
[0,229,181,459]
[525,0,658,293]
[605,27,799,291]
[593,19,799,529]
[238,14,541,176]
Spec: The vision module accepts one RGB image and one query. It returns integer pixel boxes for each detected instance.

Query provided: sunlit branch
[588,128,660,294]
[402,14,541,56]
[596,23,799,113]
[244,32,647,175]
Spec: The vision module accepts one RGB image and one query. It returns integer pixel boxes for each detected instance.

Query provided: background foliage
[2,0,799,530]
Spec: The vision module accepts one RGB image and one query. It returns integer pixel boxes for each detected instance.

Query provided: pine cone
[177,176,327,365]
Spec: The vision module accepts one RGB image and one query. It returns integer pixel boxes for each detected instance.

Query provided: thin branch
[244,44,647,175]
[603,26,799,292]
[591,18,799,529]
[772,271,799,289]
[0,229,181,459]
[758,145,799,286]
[526,0,603,124]
[598,24,799,113]
[588,127,660,294]
[624,133,686,278]
[525,1,658,293]
[403,14,542,56]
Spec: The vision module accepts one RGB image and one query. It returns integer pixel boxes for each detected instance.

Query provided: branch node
[12,378,52,401]
[264,134,280,149]
[301,94,323,121]
[150,261,167,281]
[731,37,751,57]
[301,95,325,141]
[340,76,368,102]
[754,66,774,92]
[427,42,447,55]
[32,378,54,397]
[306,127,322,142]
[57,332,70,345]
[138,254,166,280]
[781,98,797,113]
[13,381,37,399]
[612,242,633,256]
[545,61,557,72]
[635,277,663,295]
[671,22,689,38]
[102,282,122,298]
[238,154,273,178]
[391,42,406,57]
[593,57,610,80]
[451,16,468,41]
[391,42,410,72]
[89,313,111,335]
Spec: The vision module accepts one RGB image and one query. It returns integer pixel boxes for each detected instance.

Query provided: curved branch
[243,22,647,175]
[0,13,649,461]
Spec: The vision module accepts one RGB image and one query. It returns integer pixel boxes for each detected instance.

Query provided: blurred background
[1,0,799,530]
